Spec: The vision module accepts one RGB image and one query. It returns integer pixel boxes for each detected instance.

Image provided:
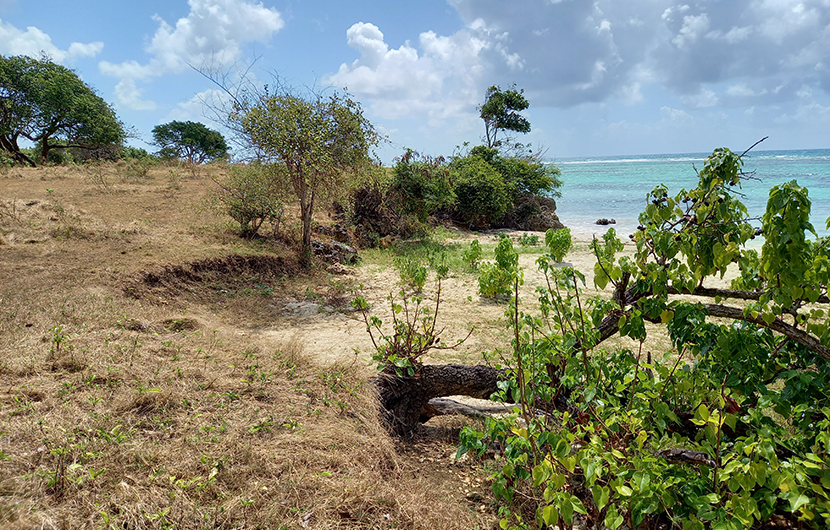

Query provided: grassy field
[0,162,505,529]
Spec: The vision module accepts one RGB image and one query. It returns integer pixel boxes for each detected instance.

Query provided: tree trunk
[300,190,314,268]
[374,364,504,436]
[1,135,36,166]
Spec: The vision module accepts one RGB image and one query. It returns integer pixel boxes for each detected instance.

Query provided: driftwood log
[373,364,505,436]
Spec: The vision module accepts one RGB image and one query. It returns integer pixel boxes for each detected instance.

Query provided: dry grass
[0,163,494,529]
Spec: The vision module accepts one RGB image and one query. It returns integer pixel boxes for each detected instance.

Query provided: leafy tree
[0,55,125,166]
[479,84,531,149]
[237,91,380,266]
[151,120,228,164]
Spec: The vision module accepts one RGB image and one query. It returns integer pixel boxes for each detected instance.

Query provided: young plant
[545,226,572,263]
[478,236,523,299]
[352,267,470,376]
[462,239,484,271]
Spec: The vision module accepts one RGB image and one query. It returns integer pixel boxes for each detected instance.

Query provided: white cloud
[727,83,757,97]
[99,0,283,110]
[0,19,103,62]
[67,41,103,58]
[672,13,710,48]
[682,89,718,108]
[113,78,156,111]
[327,22,489,121]
[660,106,694,124]
[166,88,230,123]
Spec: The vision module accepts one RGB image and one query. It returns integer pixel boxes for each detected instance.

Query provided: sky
[1,0,829,163]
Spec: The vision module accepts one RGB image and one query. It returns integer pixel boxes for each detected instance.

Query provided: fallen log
[373,364,504,436]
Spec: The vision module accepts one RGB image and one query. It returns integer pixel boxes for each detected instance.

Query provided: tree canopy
[236,90,380,265]
[0,55,125,166]
[152,120,228,164]
[479,84,531,149]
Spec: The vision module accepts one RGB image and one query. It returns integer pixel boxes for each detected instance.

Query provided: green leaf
[560,497,574,525]
[633,470,651,491]
[542,505,558,526]
[592,485,610,510]
[605,505,624,529]
[617,484,633,497]
[789,492,811,512]
[532,463,551,487]
[571,496,588,515]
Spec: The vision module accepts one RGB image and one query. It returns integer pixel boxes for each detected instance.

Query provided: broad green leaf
[542,505,558,526]
[592,485,610,510]
[605,505,624,529]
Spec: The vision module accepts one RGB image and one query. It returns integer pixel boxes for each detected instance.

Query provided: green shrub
[452,157,511,228]
[478,237,522,298]
[211,163,287,238]
[393,256,428,293]
[390,149,455,223]
[122,158,154,182]
[517,233,540,247]
[459,147,830,530]
[462,239,483,271]
[545,227,572,262]
[121,146,153,161]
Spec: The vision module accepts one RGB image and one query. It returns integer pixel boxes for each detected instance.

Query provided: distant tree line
[0,55,228,167]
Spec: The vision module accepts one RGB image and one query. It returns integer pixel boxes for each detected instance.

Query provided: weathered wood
[374,364,505,436]
[421,397,511,421]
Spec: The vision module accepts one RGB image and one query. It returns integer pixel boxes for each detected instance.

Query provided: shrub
[462,239,483,271]
[390,149,456,223]
[460,147,830,530]
[545,227,572,262]
[211,163,287,238]
[468,144,562,199]
[478,236,522,298]
[393,256,428,293]
[517,233,540,247]
[452,157,511,228]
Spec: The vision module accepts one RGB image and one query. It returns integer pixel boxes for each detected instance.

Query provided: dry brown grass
[0,163,494,529]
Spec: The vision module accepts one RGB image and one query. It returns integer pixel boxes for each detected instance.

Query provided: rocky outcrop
[500,194,565,232]
[311,240,359,264]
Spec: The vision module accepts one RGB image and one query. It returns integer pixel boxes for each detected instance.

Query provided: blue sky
[2,0,829,163]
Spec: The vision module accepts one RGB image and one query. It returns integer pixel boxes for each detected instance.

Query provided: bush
[517,233,540,247]
[545,227,572,262]
[452,157,511,229]
[468,145,562,199]
[478,237,522,298]
[390,149,456,223]
[393,255,428,293]
[211,163,287,238]
[462,239,483,271]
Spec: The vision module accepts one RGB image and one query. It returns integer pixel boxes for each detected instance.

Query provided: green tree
[479,84,531,149]
[237,91,380,266]
[151,120,228,164]
[0,55,125,166]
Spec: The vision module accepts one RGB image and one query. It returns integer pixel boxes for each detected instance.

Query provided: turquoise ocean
[553,149,830,240]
